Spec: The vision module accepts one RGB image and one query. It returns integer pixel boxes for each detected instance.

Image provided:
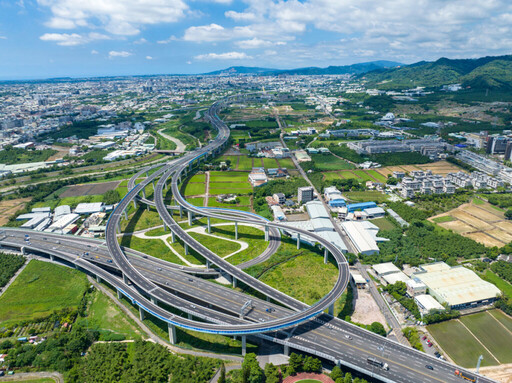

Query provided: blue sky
[1,0,512,79]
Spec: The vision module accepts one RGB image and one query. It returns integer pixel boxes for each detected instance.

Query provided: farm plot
[59,181,121,197]
[430,201,511,247]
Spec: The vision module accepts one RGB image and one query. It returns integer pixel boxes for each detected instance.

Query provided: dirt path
[0,371,63,382]
[204,171,210,207]
[157,129,186,153]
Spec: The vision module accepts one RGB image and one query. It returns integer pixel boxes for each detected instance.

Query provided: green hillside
[361,55,512,90]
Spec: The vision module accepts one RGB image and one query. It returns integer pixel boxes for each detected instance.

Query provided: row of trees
[491,260,512,284]
[0,253,25,288]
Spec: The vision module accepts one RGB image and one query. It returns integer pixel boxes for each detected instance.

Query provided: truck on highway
[367,357,389,371]
[454,369,477,382]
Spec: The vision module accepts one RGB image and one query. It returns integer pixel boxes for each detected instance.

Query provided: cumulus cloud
[37,0,188,35]
[183,23,235,42]
[39,32,110,46]
[194,51,252,60]
[91,49,99,54]
[146,55,153,60]
[157,35,178,44]
[235,38,285,49]
[109,50,132,58]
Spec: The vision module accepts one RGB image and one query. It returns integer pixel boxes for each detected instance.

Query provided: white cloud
[37,0,188,36]
[194,51,252,60]
[146,55,153,60]
[235,38,284,49]
[183,23,234,42]
[109,50,132,58]
[157,35,178,44]
[225,10,257,21]
[0,36,7,40]
[134,38,148,44]
[39,32,110,46]
[91,49,99,54]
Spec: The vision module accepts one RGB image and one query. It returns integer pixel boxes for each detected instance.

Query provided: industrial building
[347,202,377,213]
[341,221,387,255]
[413,262,501,310]
[324,186,346,207]
[415,294,445,315]
[372,262,401,277]
[75,202,104,215]
[248,168,268,187]
[282,200,348,253]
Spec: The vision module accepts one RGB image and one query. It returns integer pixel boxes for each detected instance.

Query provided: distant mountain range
[360,55,512,90]
[203,61,402,76]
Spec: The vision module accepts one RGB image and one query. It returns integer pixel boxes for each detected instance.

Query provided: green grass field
[119,235,185,265]
[188,232,241,257]
[370,217,396,231]
[366,170,387,182]
[186,197,204,206]
[428,310,512,367]
[121,206,163,232]
[432,215,454,223]
[189,173,206,183]
[323,172,342,181]
[184,181,205,196]
[168,238,206,265]
[80,289,142,340]
[252,239,346,315]
[483,270,512,297]
[237,156,254,171]
[276,158,295,169]
[0,260,87,326]
[261,158,280,168]
[210,225,268,265]
[344,191,389,203]
[311,154,354,171]
[209,171,250,183]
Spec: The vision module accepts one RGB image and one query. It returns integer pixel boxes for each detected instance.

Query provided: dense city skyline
[1,0,512,79]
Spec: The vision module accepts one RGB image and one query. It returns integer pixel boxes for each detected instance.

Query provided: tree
[506,209,512,220]
[264,363,280,383]
[102,189,120,205]
[218,363,226,383]
[369,322,386,337]
[330,365,344,381]
[344,372,353,383]
[303,356,322,373]
[288,353,303,373]
[241,353,264,383]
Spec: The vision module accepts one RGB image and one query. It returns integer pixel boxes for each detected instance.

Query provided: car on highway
[426,365,434,370]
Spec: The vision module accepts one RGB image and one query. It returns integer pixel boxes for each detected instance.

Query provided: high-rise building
[298,186,314,204]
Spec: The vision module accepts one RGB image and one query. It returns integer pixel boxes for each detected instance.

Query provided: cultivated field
[428,310,512,367]
[322,169,387,183]
[376,160,463,177]
[59,180,121,197]
[429,200,511,247]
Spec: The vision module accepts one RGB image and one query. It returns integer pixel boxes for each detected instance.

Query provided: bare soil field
[430,201,510,247]
[351,287,388,329]
[478,363,512,383]
[376,161,463,177]
[60,181,121,198]
[48,145,69,161]
[0,198,31,226]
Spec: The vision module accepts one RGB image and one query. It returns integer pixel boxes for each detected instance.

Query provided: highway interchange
[0,94,496,383]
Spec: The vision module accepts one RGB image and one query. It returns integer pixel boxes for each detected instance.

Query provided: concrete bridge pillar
[328,303,334,316]
[96,275,101,283]
[123,209,128,220]
[163,222,167,232]
[21,246,25,255]
[232,277,237,288]
[171,231,176,243]
[297,233,301,250]
[50,254,54,262]
[242,335,247,356]
[207,217,211,234]
[188,313,192,320]
[133,200,137,209]
[188,211,193,226]
[184,243,189,255]
[265,225,269,241]
[123,273,129,285]
[139,307,145,321]
[235,222,238,240]
[151,296,157,305]
[142,187,146,199]
[206,260,210,269]
[179,205,184,218]
[168,323,177,344]
[117,221,121,234]
[117,290,122,299]
[324,248,329,264]
[284,344,290,356]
